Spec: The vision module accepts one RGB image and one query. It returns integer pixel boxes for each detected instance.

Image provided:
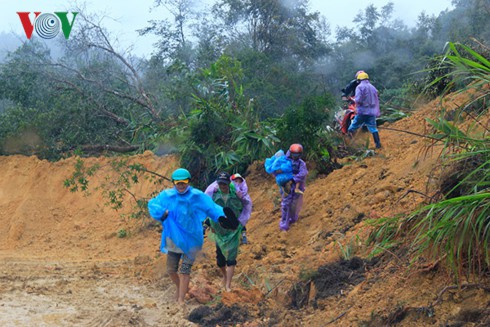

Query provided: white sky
[1,0,454,58]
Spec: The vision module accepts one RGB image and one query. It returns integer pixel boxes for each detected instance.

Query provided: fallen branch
[78,144,140,153]
[386,283,490,323]
[326,305,353,325]
[378,126,441,142]
[396,189,440,205]
[265,278,286,297]
[431,283,490,307]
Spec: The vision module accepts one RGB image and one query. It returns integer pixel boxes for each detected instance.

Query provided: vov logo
[17,12,78,40]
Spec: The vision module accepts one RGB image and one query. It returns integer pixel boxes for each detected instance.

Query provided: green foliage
[232,120,280,165]
[0,41,53,108]
[432,0,490,47]
[422,41,490,102]
[64,157,166,221]
[366,215,405,257]
[299,267,319,282]
[276,95,332,147]
[0,40,156,160]
[368,42,490,281]
[274,93,340,174]
[414,56,455,100]
[215,0,330,63]
[410,192,490,279]
[334,234,362,260]
[167,55,280,187]
[378,87,418,114]
[117,229,128,238]
[63,159,99,193]
[2,1,488,164]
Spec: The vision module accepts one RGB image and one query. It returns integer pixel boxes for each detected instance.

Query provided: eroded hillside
[0,89,489,326]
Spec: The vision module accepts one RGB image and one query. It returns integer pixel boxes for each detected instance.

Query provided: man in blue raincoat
[148,168,238,304]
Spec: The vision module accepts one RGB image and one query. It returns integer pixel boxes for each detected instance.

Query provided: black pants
[216,245,237,267]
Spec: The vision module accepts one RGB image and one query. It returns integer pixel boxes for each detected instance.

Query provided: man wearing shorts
[148,168,238,304]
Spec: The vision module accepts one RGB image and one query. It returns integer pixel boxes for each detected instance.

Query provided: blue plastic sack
[264,150,293,186]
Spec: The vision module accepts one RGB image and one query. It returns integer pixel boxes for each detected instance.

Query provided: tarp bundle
[264,150,293,186]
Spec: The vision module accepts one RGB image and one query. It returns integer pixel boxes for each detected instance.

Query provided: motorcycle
[333,96,356,134]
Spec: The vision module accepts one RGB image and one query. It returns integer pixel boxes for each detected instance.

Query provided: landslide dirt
[0,89,489,327]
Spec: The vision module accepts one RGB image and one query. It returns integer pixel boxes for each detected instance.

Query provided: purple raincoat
[355,80,380,117]
[279,151,308,231]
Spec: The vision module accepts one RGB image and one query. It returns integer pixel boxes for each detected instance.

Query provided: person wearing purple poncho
[273,144,308,231]
[347,71,382,149]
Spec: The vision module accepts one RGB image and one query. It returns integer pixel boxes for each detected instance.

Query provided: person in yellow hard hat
[347,72,382,149]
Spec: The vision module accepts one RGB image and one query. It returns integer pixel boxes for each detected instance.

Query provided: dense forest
[0,0,488,187]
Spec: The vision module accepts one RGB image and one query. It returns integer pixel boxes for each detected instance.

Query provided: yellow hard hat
[357,72,369,80]
[355,70,365,78]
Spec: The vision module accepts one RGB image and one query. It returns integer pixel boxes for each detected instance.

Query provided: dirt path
[0,256,196,326]
[0,153,200,326]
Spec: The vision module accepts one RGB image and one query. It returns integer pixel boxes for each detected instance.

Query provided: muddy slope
[0,89,489,326]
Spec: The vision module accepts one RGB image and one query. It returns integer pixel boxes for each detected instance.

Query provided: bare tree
[61,9,163,123]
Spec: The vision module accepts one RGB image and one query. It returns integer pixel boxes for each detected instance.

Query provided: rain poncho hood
[148,186,224,259]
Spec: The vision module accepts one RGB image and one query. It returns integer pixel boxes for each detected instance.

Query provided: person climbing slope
[148,168,238,304]
[204,172,253,244]
[268,144,308,231]
[204,172,250,291]
[347,71,382,149]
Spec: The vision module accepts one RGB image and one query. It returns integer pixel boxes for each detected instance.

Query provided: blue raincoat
[148,186,224,259]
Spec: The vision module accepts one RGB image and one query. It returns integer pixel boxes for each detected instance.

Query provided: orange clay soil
[0,88,489,326]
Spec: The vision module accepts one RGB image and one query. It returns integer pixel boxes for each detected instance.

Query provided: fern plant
[368,41,490,281]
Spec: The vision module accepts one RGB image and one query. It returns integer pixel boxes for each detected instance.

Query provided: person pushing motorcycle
[347,72,382,149]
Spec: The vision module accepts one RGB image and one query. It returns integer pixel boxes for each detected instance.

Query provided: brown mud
[0,88,489,326]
